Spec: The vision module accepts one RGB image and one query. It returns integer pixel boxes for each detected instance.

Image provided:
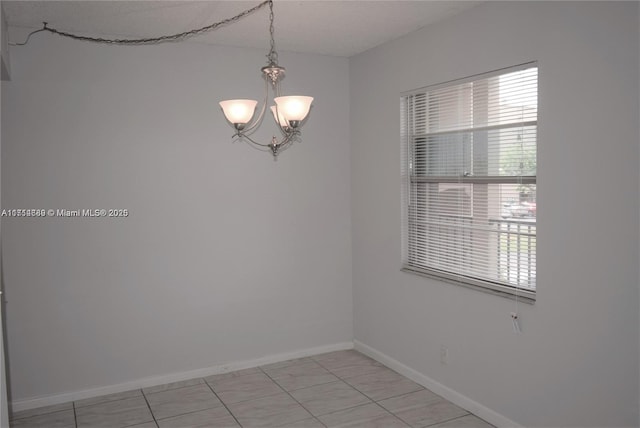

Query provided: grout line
[74,392,144,410]
[142,379,206,396]
[312,357,382,400]
[72,401,78,428]
[10,408,72,422]
[203,379,243,428]
[144,403,229,425]
[422,412,473,427]
[371,401,414,427]
[313,353,439,426]
[258,362,388,425]
[323,359,475,428]
[142,386,222,424]
[268,360,345,389]
[310,402,374,421]
[139,388,159,428]
[203,367,261,382]
[313,416,328,427]
[257,366,327,428]
[122,420,159,428]
[285,377,341,393]
[203,377,284,406]
[258,360,426,426]
[376,388,441,405]
[313,355,429,403]
[353,346,499,426]
[271,378,342,394]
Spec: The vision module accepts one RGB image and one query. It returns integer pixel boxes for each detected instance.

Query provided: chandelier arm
[241,79,270,136]
[276,125,288,138]
[237,129,298,150]
[274,139,295,156]
[274,78,282,97]
[276,131,297,150]
[232,134,271,152]
[237,133,275,148]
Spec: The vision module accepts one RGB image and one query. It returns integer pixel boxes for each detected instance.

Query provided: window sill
[401,265,536,304]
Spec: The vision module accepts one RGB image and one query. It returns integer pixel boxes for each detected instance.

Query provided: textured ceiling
[4,1,480,57]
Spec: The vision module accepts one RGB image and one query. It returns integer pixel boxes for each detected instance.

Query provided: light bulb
[274,96,313,122]
[270,106,289,128]
[219,99,258,124]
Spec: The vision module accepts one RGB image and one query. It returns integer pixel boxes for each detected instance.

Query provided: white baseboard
[11,341,354,412]
[354,340,522,428]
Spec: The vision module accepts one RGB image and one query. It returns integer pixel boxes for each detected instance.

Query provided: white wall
[350,2,639,427]
[2,34,352,402]
[0,6,8,426]
[0,5,10,81]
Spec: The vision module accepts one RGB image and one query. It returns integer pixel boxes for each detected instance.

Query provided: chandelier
[10,1,309,159]
[219,0,313,159]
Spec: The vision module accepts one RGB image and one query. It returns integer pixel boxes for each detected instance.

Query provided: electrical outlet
[440,346,448,365]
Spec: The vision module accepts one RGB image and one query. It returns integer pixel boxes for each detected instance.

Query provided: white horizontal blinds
[400,96,412,265]
[403,64,537,293]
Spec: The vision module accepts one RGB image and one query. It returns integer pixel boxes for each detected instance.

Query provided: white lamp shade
[219,99,258,124]
[273,96,313,122]
[270,106,289,128]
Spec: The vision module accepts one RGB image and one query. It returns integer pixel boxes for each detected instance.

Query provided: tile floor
[9,350,495,428]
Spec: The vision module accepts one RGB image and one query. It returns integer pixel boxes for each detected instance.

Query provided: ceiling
[4,1,480,57]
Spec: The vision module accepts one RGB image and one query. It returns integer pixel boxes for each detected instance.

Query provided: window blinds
[401,63,538,300]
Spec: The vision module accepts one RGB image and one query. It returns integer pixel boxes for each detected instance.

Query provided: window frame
[401,62,538,303]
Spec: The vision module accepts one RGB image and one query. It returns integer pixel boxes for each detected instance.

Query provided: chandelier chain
[266,0,278,65]
[10,0,269,46]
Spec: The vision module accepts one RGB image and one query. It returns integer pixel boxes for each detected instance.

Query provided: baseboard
[11,341,354,412]
[353,340,522,428]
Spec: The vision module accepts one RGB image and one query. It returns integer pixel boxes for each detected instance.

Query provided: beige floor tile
[75,396,153,428]
[225,392,312,428]
[260,357,315,372]
[204,367,262,383]
[430,414,495,428]
[10,409,76,428]
[289,380,371,416]
[378,389,443,414]
[278,418,326,427]
[318,403,408,428]
[342,368,423,401]
[329,361,388,380]
[143,378,204,395]
[28,351,493,428]
[388,398,469,428]
[264,360,339,392]
[10,402,73,421]
[312,351,373,371]
[156,406,239,428]
[207,371,283,404]
[75,389,143,408]
[146,384,222,420]
[313,351,386,380]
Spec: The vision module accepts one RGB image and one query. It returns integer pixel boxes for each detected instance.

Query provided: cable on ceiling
[9,0,269,46]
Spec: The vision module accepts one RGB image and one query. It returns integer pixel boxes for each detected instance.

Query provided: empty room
[0,1,638,427]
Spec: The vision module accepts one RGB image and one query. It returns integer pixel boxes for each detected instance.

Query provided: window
[401,63,538,301]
